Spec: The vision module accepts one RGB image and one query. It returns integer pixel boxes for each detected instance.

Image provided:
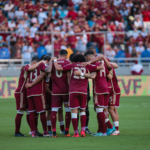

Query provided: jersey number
[56,65,62,78]
[73,67,86,79]
[30,69,37,82]
[100,69,105,77]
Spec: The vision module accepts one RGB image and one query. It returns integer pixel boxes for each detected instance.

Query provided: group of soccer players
[14,47,121,137]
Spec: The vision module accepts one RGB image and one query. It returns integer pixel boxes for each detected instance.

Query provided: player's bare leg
[108,106,120,135]
[64,103,71,137]
[80,109,86,137]
[71,108,79,137]
[58,107,65,134]
[104,107,115,135]
[47,109,52,135]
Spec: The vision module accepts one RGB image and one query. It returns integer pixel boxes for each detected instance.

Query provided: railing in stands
[0,58,150,69]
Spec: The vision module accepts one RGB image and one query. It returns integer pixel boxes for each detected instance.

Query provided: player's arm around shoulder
[111,62,119,69]
[52,57,64,71]
[27,60,46,71]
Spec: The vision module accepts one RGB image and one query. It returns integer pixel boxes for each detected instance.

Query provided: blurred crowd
[0,0,150,61]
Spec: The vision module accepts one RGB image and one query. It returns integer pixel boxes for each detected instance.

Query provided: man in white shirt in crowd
[38,8,47,25]
[136,41,145,56]
[45,41,53,56]
[22,41,33,59]
[134,17,143,30]
[105,47,116,59]
[8,20,16,29]
[15,7,24,19]
[4,1,14,12]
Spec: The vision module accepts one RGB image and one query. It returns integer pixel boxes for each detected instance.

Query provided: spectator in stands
[131,46,138,58]
[115,44,126,62]
[136,42,145,56]
[66,44,73,58]
[0,43,10,59]
[146,43,150,52]
[45,41,53,56]
[15,49,22,59]
[22,41,33,59]
[134,17,143,30]
[37,42,47,59]
[8,19,16,29]
[38,8,47,25]
[141,48,150,62]
[105,46,116,59]
[76,34,87,54]
[15,7,24,20]
[131,62,143,75]
[4,1,14,12]
[142,6,150,31]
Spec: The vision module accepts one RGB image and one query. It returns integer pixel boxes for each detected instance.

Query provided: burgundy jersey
[93,62,109,95]
[27,63,47,97]
[110,65,121,94]
[15,65,30,93]
[51,59,70,95]
[63,63,97,94]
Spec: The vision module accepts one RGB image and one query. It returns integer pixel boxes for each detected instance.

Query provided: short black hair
[71,54,86,62]
[40,55,46,60]
[59,49,68,56]
[31,56,40,62]
[41,55,51,61]
[84,50,94,57]
[69,53,75,62]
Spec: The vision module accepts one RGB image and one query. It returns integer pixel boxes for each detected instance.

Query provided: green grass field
[0,97,150,150]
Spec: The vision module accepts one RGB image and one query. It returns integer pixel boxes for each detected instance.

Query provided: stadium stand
[0,0,150,75]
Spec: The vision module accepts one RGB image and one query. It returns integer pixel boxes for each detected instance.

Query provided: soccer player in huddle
[74,51,114,136]
[26,55,51,137]
[50,50,71,137]
[108,59,121,135]
[54,54,104,137]
[14,56,45,136]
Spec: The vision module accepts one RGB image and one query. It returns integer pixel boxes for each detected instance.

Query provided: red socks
[35,113,38,132]
[51,111,57,132]
[15,113,23,133]
[40,112,47,134]
[105,119,113,129]
[65,112,71,131]
[71,113,78,134]
[29,112,36,134]
[80,112,86,132]
[97,112,106,133]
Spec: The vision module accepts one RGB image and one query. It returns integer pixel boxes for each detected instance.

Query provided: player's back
[93,62,109,94]
[27,63,47,97]
[69,63,91,94]
[15,65,29,93]
[51,59,70,95]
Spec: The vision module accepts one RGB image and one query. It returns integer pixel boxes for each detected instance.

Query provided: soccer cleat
[64,134,71,137]
[48,130,52,135]
[72,134,79,137]
[93,132,107,136]
[52,135,58,138]
[60,130,65,134]
[43,134,52,137]
[36,131,43,137]
[85,128,92,134]
[111,130,120,136]
[32,134,39,137]
[91,132,98,136]
[14,132,26,137]
[80,130,86,137]
[106,126,116,135]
